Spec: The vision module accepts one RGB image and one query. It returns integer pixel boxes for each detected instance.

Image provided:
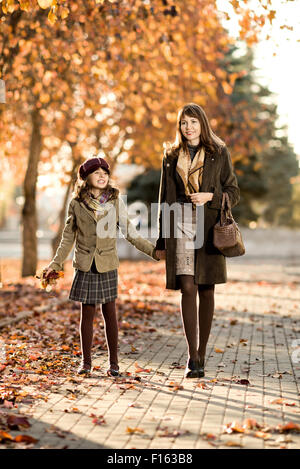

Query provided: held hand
[155,250,166,260]
[188,192,213,205]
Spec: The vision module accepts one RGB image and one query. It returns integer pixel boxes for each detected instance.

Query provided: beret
[79,157,110,180]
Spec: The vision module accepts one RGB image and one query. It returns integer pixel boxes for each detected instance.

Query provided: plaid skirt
[69,258,118,304]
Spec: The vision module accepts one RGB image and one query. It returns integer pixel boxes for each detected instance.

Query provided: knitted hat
[79,157,110,180]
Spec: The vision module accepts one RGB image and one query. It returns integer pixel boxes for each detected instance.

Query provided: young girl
[155,103,240,378]
[44,157,160,376]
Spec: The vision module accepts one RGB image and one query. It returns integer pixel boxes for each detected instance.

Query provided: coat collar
[164,146,218,191]
[79,201,97,223]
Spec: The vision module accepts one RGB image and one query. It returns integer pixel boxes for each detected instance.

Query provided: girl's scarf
[176,145,205,197]
[82,189,112,219]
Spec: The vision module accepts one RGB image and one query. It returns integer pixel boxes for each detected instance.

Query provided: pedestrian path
[1,262,300,449]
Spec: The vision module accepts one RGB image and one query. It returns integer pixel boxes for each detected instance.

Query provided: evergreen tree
[127,46,299,227]
[219,45,299,226]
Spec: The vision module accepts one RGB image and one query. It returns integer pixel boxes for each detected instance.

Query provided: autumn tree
[0,0,296,277]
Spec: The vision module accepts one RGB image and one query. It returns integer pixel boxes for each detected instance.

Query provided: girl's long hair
[164,103,224,154]
[72,167,115,201]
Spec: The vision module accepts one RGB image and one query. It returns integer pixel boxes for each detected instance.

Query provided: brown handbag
[213,192,245,257]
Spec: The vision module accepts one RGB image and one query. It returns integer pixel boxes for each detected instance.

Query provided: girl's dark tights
[178,275,215,365]
[80,301,118,366]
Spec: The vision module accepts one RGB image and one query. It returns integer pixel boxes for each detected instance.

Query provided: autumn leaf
[7,415,31,430]
[196,382,211,390]
[134,362,152,373]
[0,430,15,442]
[158,427,189,438]
[270,398,286,405]
[223,421,246,434]
[91,415,106,426]
[214,347,224,353]
[14,434,38,444]
[276,422,300,433]
[242,419,262,430]
[254,431,272,440]
[168,381,184,391]
[225,440,244,447]
[37,0,52,8]
[126,427,145,434]
[236,379,250,385]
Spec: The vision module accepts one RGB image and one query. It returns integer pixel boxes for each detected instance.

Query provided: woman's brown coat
[155,144,240,290]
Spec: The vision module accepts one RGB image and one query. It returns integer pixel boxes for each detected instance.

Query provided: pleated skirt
[69,258,118,304]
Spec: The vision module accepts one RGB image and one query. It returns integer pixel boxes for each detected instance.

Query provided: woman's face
[180,114,201,143]
[88,167,109,190]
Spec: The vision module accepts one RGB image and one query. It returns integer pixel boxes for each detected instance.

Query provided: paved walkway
[1,260,300,449]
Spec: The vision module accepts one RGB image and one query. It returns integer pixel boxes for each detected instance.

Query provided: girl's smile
[89,168,109,195]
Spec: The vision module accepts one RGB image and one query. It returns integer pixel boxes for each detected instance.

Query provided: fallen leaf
[158,427,189,437]
[236,379,250,385]
[196,382,211,390]
[134,362,152,373]
[243,419,261,430]
[254,431,271,440]
[225,440,244,447]
[7,415,31,430]
[223,421,245,434]
[276,422,300,433]
[168,381,184,391]
[126,426,145,434]
[0,430,14,442]
[14,434,38,444]
[271,398,285,404]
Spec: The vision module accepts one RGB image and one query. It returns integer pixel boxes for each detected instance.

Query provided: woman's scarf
[176,145,206,196]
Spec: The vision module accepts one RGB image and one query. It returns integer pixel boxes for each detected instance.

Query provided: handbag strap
[220,192,233,226]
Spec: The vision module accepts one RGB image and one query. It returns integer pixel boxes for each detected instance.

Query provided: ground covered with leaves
[0,259,300,449]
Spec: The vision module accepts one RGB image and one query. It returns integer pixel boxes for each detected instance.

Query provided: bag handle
[220,192,233,226]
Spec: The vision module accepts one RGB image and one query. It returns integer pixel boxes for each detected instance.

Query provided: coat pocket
[96,247,119,271]
[76,244,91,253]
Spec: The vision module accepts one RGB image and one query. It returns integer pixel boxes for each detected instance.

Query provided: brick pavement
[1,260,300,449]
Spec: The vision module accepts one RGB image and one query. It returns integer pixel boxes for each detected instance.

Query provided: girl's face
[88,167,109,190]
[180,114,201,143]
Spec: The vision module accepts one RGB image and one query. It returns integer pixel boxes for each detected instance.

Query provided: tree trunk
[21,108,42,277]
[51,161,77,259]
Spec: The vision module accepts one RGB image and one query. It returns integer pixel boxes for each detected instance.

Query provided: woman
[155,103,240,378]
[44,157,160,376]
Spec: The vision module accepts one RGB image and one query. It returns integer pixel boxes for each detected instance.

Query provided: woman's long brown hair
[165,102,224,154]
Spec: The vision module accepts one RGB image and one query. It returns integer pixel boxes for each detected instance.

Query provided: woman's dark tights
[80,301,118,366]
[178,275,215,365]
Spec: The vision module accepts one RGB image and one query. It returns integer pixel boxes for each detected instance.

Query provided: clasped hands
[155,192,213,261]
[189,191,213,206]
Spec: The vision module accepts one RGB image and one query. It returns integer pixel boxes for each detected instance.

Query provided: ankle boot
[198,355,205,378]
[77,361,91,375]
[184,358,200,378]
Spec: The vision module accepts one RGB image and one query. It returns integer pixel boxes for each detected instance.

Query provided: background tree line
[0,0,299,278]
